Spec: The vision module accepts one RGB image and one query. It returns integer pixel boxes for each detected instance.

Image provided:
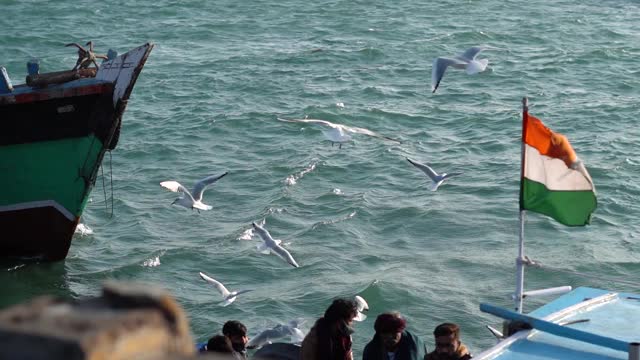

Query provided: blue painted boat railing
[480,303,640,359]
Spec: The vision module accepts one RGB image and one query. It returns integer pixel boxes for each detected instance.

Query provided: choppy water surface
[2,0,639,355]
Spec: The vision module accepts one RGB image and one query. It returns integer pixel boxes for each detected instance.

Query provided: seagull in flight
[247,320,306,349]
[252,222,300,268]
[160,172,228,211]
[198,272,253,307]
[277,117,400,148]
[354,295,369,322]
[406,158,462,191]
[432,46,489,93]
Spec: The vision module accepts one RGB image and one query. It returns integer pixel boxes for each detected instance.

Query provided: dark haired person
[207,334,233,353]
[425,323,471,360]
[362,312,426,360]
[301,298,359,360]
[223,320,249,360]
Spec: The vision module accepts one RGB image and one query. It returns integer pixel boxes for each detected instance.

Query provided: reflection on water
[0,260,72,309]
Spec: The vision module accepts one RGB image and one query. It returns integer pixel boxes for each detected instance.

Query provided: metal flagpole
[515,97,529,313]
[515,210,526,313]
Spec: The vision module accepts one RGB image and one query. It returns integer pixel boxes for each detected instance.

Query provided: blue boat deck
[478,287,640,360]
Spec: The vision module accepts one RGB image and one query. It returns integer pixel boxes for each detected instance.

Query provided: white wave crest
[75,223,94,236]
[238,218,267,240]
[285,161,319,186]
[313,211,357,229]
[7,264,26,272]
[285,175,297,185]
[142,256,161,267]
[238,227,255,240]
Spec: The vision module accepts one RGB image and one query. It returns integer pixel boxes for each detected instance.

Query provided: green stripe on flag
[521,178,597,226]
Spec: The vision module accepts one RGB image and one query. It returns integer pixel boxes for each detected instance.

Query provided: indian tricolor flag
[520,112,597,226]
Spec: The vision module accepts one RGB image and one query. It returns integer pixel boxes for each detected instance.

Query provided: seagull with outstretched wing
[406,158,462,191]
[160,172,228,211]
[198,272,253,306]
[277,117,400,148]
[252,222,300,268]
[354,295,369,322]
[247,320,306,349]
[432,46,489,93]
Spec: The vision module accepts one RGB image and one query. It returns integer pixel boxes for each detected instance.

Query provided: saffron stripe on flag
[520,112,597,226]
[524,115,577,167]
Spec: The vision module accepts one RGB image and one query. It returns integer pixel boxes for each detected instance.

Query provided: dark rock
[0,281,196,359]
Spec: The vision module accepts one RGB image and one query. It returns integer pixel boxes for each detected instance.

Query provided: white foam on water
[142,256,161,267]
[313,211,357,229]
[285,160,318,186]
[7,264,26,272]
[238,218,266,241]
[237,227,255,241]
[75,223,94,236]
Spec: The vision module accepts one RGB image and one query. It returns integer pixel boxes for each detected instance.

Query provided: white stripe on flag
[524,144,593,191]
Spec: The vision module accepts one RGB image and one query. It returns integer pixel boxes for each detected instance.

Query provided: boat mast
[515,97,528,313]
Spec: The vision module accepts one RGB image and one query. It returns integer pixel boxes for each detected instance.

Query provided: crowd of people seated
[201,298,472,360]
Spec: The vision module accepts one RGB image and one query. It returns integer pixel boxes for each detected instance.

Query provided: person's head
[222,320,248,353]
[207,334,232,353]
[433,323,461,356]
[374,312,407,350]
[314,298,358,360]
[324,298,359,327]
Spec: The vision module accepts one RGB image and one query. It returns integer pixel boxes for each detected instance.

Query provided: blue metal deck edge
[528,287,614,318]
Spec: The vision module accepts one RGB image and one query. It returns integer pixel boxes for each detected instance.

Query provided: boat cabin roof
[478,287,640,360]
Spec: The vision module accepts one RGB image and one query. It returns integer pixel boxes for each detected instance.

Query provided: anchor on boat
[65,41,108,71]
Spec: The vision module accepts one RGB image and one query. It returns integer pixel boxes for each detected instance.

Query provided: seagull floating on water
[247,320,306,349]
[160,172,228,211]
[252,222,300,268]
[198,271,253,307]
[277,117,400,148]
[406,158,462,191]
[354,295,369,321]
[432,46,489,93]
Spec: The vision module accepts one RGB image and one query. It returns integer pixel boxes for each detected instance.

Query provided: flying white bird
[160,172,228,211]
[406,158,462,191]
[252,222,300,268]
[277,117,400,148]
[198,272,253,306]
[354,295,369,322]
[247,320,306,349]
[432,46,489,93]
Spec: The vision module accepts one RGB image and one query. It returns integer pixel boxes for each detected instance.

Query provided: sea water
[1,0,639,356]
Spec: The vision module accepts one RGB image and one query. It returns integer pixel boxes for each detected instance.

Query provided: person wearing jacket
[301,298,359,360]
[362,312,426,360]
[424,323,471,360]
[222,320,249,360]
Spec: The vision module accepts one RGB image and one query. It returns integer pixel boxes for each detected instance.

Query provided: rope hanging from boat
[107,121,121,150]
[99,151,115,218]
[109,151,114,218]
[525,257,639,289]
[79,135,98,188]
